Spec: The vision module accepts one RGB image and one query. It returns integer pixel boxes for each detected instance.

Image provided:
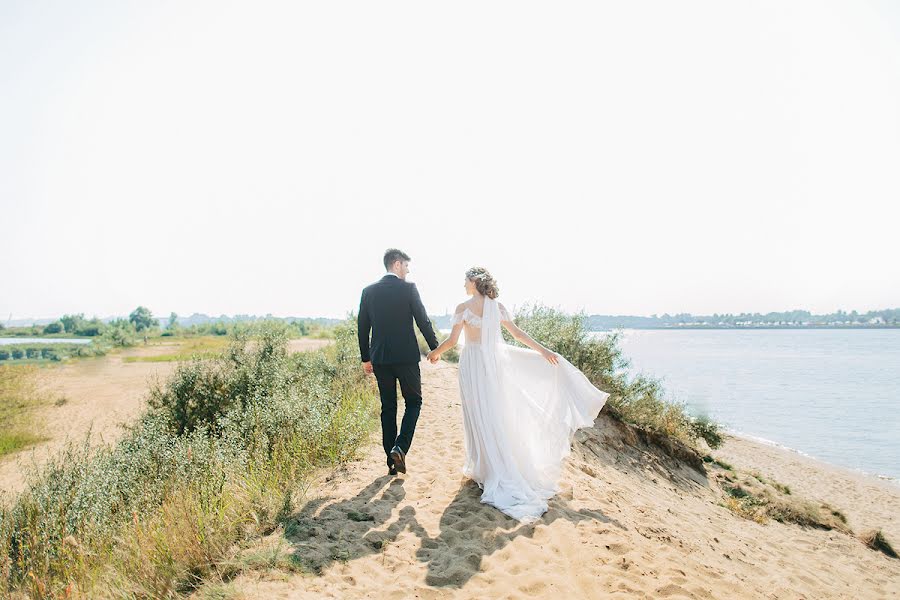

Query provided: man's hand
[426,350,440,364]
[362,361,373,375]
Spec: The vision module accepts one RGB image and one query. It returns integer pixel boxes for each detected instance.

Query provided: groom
[358,248,440,476]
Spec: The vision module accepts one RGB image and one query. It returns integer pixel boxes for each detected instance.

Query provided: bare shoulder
[454,301,469,315]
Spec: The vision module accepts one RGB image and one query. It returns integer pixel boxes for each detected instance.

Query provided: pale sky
[3,1,899,321]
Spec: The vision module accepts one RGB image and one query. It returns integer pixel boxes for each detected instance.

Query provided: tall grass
[0,320,377,598]
[505,304,722,449]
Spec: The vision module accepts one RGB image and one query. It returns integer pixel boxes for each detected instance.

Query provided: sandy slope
[218,360,900,600]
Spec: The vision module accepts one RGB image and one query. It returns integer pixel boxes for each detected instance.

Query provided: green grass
[123,336,234,363]
[0,365,49,458]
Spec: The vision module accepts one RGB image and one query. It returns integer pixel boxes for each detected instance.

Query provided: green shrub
[60,314,85,334]
[0,319,377,596]
[74,319,105,336]
[10,349,23,360]
[0,351,8,361]
[43,322,63,334]
[102,319,138,347]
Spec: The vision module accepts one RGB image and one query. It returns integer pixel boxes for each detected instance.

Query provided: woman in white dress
[426,267,609,523]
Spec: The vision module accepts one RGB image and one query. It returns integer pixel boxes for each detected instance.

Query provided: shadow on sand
[284,475,624,589]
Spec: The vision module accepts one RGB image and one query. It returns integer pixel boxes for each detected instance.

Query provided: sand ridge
[215,360,900,599]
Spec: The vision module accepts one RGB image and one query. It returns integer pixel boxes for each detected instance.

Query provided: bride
[426,267,609,523]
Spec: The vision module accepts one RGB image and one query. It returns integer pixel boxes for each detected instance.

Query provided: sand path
[217,361,900,599]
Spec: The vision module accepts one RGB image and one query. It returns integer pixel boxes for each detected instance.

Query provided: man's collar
[384,272,400,278]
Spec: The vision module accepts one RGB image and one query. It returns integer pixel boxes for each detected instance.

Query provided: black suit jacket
[358,275,439,365]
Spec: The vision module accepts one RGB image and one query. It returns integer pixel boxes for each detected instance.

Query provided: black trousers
[372,362,422,467]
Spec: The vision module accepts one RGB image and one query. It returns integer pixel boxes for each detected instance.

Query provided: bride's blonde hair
[465,267,499,299]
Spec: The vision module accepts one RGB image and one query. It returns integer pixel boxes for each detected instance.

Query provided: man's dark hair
[383,248,411,271]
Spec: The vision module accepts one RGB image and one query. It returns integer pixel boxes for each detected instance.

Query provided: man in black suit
[358,248,440,475]
[358,248,438,475]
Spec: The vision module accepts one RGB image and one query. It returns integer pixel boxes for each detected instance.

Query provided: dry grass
[124,337,233,363]
[709,460,851,533]
[0,365,48,458]
[860,530,898,559]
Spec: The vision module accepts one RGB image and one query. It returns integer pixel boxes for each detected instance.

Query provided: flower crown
[466,269,491,282]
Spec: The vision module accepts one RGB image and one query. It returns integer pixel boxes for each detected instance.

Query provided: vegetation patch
[860,530,898,559]
[708,464,850,532]
[0,321,378,597]
[123,336,234,363]
[0,365,48,458]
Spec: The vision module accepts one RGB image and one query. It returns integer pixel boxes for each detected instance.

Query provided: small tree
[43,322,64,334]
[103,319,138,347]
[75,318,105,336]
[167,312,179,329]
[60,314,85,333]
[129,306,159,333]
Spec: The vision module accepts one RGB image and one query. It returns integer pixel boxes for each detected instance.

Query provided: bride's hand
[540,349,559,365]
[427,350,440,364]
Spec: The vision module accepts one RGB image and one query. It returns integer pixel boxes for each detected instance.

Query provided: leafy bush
[74,319,105,336]
[0,351,9,361]
[102,319,138,347]
[42,322,63,334]
[60,314,85,334]
[0,320,377,597]
[506,304,723,449]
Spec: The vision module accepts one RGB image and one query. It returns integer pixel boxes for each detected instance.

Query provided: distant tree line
[584,308,900,330]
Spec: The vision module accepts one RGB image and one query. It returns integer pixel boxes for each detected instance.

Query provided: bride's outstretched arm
[501,318,560,365]
[427,323,463,363]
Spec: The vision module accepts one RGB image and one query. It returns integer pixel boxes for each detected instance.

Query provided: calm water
[603,329,900,482]
[0,337,91,345]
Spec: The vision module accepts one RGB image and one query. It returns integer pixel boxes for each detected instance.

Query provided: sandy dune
[218,360,900,599]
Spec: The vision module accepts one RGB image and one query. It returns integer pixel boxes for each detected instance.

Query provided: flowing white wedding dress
[451,297,610,523]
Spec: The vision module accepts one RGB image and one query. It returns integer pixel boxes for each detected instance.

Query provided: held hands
[362,361,373,375]
[427,350,440,364]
